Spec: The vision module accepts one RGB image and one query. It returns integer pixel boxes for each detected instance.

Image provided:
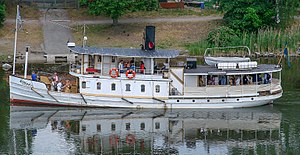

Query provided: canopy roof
[69,46,180,58]
[184,64,282,75]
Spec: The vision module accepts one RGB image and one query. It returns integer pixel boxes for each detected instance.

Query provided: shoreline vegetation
[0,3,300,62]
[187,21,300,56]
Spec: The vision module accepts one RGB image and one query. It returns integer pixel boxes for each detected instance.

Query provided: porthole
[251,98,254,100]
[207,100,210,102]
[177,100,180,102]
[237,99,240,101]
[192,100,195,102]
[222,99,225,102]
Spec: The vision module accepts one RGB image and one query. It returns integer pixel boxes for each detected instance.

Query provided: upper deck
[185,64,282,75]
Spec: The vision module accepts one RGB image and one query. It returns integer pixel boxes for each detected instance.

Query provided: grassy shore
[72,20,221,50]
[0,21,43,60]
[67,7,221,20]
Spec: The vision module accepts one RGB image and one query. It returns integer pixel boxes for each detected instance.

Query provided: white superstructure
[9,44,282,108]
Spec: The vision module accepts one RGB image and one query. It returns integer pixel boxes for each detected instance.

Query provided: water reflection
[10,105,282,154]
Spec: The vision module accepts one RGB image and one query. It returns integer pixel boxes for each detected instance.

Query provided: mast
[12,5,21,75]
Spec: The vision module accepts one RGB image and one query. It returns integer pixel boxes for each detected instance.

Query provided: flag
[283,46,291,68]
[16,5,22,29]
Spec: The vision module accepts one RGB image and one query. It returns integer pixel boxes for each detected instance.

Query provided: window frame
[141,84,145,92]
[155,85,160,93]
[97,82,101,90]
[111,83,116,91]
[125,84,131,91]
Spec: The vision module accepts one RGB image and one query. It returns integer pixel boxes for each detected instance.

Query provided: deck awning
[69,46,180,58]
[184,64,282,75]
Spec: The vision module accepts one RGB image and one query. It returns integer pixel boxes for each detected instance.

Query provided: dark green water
[1,58,300,155]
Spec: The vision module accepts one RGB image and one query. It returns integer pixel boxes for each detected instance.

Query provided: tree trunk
[112,18,118,26]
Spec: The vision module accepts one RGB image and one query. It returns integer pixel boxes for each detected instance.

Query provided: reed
[188,25,300,55]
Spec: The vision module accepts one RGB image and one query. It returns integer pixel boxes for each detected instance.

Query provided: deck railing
[182,79,281,97]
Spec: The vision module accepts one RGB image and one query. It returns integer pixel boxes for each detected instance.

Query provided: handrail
[204,46,251,57]
[31,87,45,98]
[47,91,60,103]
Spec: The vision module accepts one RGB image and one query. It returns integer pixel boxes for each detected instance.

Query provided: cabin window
[97,82,101,90]
[97,124,101,132]
[82,81,86,89]
[155,85,160,93]
[111,123,116,131]
[112,56,116,63]
[126,84,131,91]
[88,55,95,68]
[111,83,116,91]
[82,125,86,132]
[141,84,145,92]
[140,123,145,130]
[155,122,160,129]
[126,123,131,130]
[97,56,102,62]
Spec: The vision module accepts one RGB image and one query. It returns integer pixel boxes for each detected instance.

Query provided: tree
[81,0,132,25]
[80,0,158,25]
[220,0,276,33]
[0,3,5,28]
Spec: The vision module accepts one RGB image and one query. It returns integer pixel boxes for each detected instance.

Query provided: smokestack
[144,26,155,51]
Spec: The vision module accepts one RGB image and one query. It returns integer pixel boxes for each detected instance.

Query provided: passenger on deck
[229,76,235,85]
[53,72,59,83]
[243,75,248,85]
[235,76,240,85]
[31,71,37,81]
[118,60,124,73]
[140,61,145,73]
[63,80,72,93]
[57,80,63,92]
[220,76,226,85]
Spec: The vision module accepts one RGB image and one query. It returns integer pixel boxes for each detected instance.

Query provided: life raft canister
[109,68,119,78]
[126,69,136,79]
[126,134,136,145]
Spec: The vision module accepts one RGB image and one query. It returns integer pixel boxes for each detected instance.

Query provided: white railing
[183,79,281,97]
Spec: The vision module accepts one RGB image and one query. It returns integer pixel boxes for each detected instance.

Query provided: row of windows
[82,122,161,132]
[82,81,161,93]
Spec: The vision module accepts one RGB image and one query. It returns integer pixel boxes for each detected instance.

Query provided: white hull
[10,76,282,109]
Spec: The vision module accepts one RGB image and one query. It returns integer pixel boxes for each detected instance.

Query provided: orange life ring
[126,134,136,145]
[109,134,119,146]
[109,68,119,78]
[126,69,136,79]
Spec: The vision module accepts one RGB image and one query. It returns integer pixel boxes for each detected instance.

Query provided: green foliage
[80,0,158,24]
[220,0,300,32]
[80,0,131,24]
[278,0,300,29]
[188,25,300,55]
[130,0,158,12]
[221,0,276,33]
[0,3,6,28]
[206,26,239,47]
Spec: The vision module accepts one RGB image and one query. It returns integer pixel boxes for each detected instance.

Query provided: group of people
[118,59,145,74]
[204,73,272,86]
[50,72,72,93]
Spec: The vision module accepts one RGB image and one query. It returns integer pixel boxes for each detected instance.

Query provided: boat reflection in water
[10,106,281,154]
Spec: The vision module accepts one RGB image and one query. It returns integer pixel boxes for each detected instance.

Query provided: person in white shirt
[57,80,63,92]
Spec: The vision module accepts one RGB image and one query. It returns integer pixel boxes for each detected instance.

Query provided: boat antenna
[82,24,88,48]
